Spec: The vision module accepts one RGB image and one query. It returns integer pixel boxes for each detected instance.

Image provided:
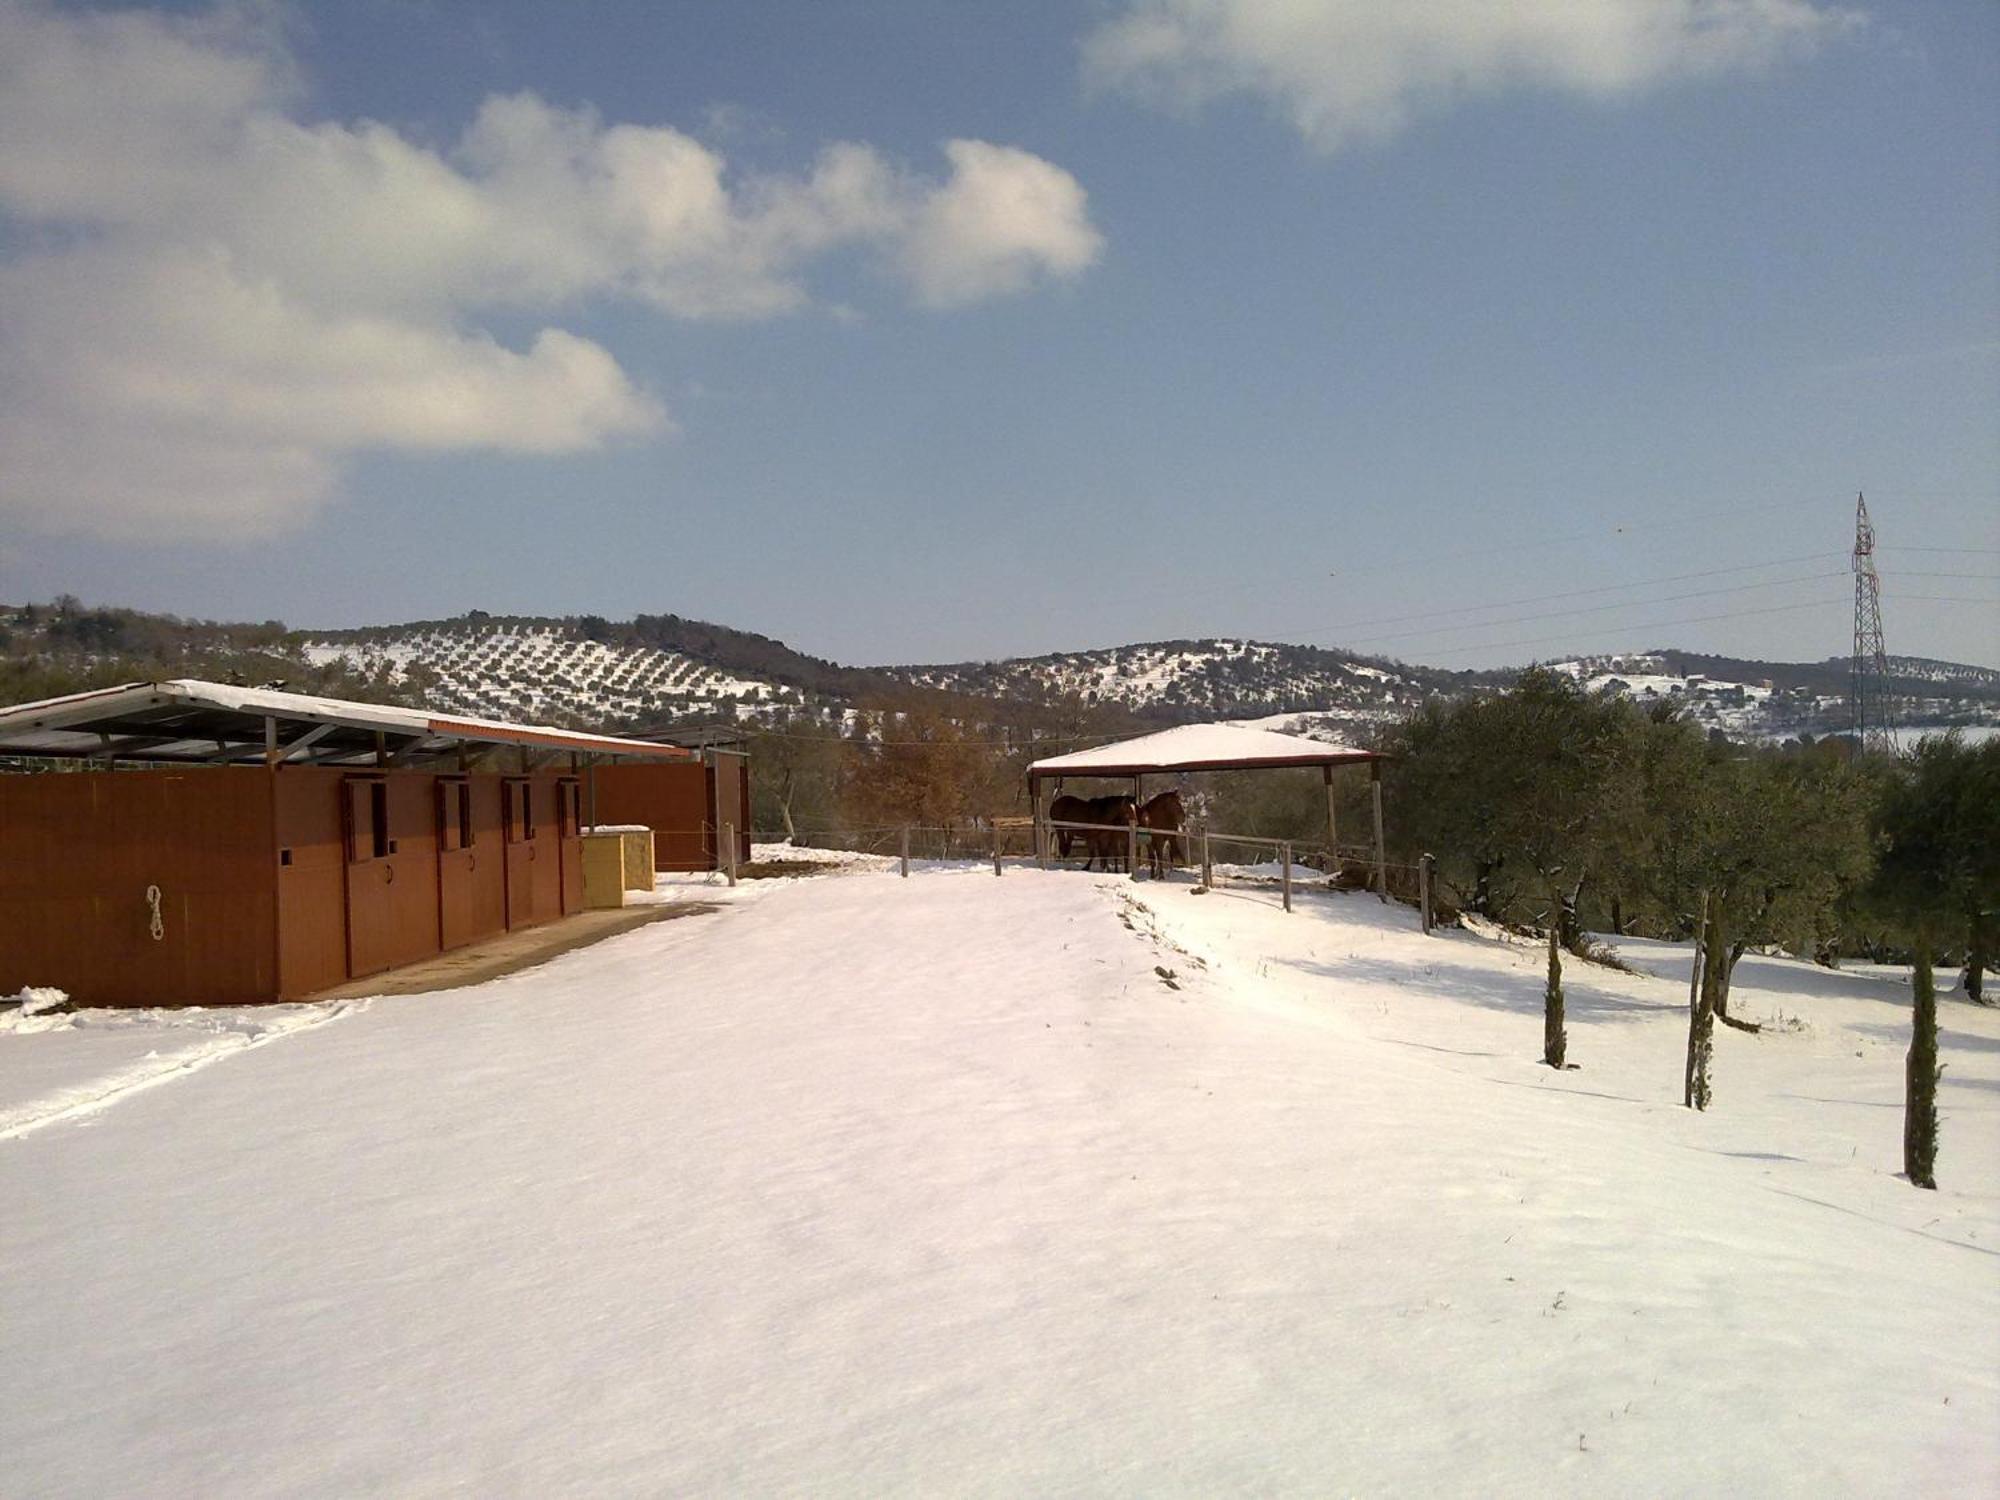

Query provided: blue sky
[0,1,1994,669]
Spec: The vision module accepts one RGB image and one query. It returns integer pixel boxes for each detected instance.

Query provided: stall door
[556,778,584,916]
[502,778,537,929]
[436,777,477,951]
[342,776,394,979]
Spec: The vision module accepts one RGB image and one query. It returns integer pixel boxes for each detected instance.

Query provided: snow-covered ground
[3,865,1994,1496]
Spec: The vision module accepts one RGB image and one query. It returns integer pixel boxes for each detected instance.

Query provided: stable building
[591,751,750,873]
[0,680,734,1007]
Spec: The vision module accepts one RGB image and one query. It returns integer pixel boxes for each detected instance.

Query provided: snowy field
[3,863,1995,1496]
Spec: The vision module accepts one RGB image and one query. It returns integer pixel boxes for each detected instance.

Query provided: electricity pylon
[1850,492,1895,754]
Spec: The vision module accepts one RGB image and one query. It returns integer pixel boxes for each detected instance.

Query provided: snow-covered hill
[300,618,1999,744]
[295,623,1478,733]
[1550,650,2000,743]
[300,623,801,726]
[891,638,1464,724]
[10,600,1995,743]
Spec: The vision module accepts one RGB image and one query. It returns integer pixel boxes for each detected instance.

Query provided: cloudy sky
[0,0,1994,668]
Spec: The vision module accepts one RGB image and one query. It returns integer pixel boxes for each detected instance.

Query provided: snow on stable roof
[0,679,697,767]
[1028,722,1382,778]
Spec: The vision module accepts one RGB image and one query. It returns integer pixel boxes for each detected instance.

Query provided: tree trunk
[1559,874,1588,957]
[1904,925,1940,1190]
[1684,892,1712,1110]
[1609,894,1624,937]
[1473,861,1495,919]
[1716,940,1762,1033]
[1543,919,1567,1069]
[1963,909,1988,1006]
[1707,895,1731,1020]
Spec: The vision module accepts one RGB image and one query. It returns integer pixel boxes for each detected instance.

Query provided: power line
[1330,571,1846,651]
[1086,494,1849,617]
[1271,552,1842,642]
[1408,596,1840,660]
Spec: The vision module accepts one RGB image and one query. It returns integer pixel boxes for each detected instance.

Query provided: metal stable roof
[0,680,698,768]
[1028,722,1383,779]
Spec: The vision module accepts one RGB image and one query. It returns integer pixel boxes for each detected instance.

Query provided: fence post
[1201,827,1212,890]
[1281,841,1293,913]
[1371,768,1388,904]
[1420,852,1434,934]
[900,825,909,879]
[993,824,1002,877]
[1127,818,1139,882]
[723,823,737,887]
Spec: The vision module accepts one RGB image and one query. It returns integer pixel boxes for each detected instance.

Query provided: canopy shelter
[0,679,696,770]
[1027,722,1389,884]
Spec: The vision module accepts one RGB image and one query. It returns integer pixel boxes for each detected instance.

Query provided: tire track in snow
[0,1001,365,1142]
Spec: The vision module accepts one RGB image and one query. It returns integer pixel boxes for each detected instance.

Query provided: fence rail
[736,820,1438,927]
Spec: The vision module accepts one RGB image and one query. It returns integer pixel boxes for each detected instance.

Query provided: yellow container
[580,831,632,909]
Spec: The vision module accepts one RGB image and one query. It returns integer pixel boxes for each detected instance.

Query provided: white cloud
[904,141,1108,309]
[1084,0,1859,152]
[0,1,1102,539]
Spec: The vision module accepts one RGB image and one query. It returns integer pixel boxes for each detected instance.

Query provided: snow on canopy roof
[0,679,697,766]
[1028,722,1382,778]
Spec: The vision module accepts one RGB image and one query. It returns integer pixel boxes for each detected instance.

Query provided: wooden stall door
[557,778,584,916]
[503,778,537,929]
[436,777,477,951]
[342,777,395,979]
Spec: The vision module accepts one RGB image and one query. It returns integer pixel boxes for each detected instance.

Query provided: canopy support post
[1132,774,1143,879]
[1371,760,1387,903]
[1322,763,1337,868]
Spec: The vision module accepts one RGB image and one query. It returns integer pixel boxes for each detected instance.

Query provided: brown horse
[1137,790,1185,878]
[1085,794,1138,872]
[1048,794,1093,860]
[1048,793,1137,870]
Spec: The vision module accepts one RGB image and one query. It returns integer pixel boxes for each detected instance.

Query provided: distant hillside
[0,598,410,709]
[1549,650,2000,742]
[888,640,1505,738]
[5,598,1996,747]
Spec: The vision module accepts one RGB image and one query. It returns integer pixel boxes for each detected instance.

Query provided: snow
[1030,720,1378,775]
[4,984,67,1016]
[748,840,898,872]
[0,1000,358,1140]
[1888,723,2000,749]
[2,867,1994,1495]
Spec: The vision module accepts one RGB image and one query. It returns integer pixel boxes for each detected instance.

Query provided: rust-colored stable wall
[590,762,716,871]
[0,767,279,1007]
[275,767,566,995]
[3,764,598,1007]
[436,776,507,953]
[273,767,345,999]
